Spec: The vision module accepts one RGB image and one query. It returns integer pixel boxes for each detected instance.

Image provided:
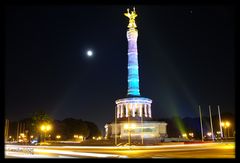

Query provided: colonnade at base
[115,97,152,119]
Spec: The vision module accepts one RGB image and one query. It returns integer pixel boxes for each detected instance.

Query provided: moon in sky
[87,50,93,57]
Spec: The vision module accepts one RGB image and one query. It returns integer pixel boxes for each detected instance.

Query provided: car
[30,139,39,145]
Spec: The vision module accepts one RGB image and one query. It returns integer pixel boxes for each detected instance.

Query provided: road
[5,142,235,158]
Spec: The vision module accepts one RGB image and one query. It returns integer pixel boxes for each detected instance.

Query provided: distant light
[74,135,78,138]
[207,132,212,136]
[87,50,93,57]
[182,133,187,138]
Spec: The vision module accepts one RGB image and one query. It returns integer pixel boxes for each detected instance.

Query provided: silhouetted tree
[61,118,89,140]
[85,121,102,139]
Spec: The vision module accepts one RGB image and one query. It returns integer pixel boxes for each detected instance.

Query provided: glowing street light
[207,132,212,137]
[221,121,231,138]
[74,135,78,138]
[41,125,46,131]
[46,125,52,131]
[188,133,194,138]
[226,122,230,127]
[124,123,136,146]
[182,133,187,139]
[56,135,61,139]
[79,135,84,141]
[40,124,52,142]
[40,124,52,132]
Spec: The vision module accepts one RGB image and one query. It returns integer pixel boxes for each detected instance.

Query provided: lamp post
[221,121,231,139]
[124,123,136,146]
[115,106,117,146]
[40,124,52,142]
[198,105,204,142]
[226,121,230,138]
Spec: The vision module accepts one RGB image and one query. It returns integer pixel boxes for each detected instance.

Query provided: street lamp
[79,135,84,141]
[188,133,194,139]
[221,121,231,139]
[56,135,61,140]
[226,121,230,138]
[182,133,187,139]
[124,123,136,146]
[40,124,52,142]
[207,132,212,137]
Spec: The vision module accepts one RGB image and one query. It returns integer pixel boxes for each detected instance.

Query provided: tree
[61,118,89,140]
[85,121,101,139]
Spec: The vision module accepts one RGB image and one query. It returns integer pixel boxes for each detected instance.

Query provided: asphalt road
[5,142,235,158]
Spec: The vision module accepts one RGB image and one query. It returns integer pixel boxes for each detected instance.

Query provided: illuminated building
[105,7,167,141]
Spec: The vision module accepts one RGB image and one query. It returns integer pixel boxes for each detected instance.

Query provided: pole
[17,122,19,142]
[23,122,25,135]
[129,129,131,146]
[128,109,130,146]
[19,122,22,135]
[199,105,204,142]
[115,106,117,146]
[227,127,229,138]
[209,105,214,141]
[141,107,143,145]
[7,119,9,142]
[4,120,6,142]
[224,127,226,139]
[217,105,223,139]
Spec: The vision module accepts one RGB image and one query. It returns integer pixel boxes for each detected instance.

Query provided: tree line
[6,111,102,141]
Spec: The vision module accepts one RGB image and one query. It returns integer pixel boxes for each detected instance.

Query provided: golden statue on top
[124,7,138,29]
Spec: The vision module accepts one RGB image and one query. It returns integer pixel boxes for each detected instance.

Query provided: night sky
[5,5,235,131]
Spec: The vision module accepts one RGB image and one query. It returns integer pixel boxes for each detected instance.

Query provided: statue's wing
[124,13,130,18]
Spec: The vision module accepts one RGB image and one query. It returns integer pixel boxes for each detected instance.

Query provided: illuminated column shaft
[120,105,123,118]
[127,29,140,96]
[125,105,128,117]
[148,105,151,118]
[139,105,142,117]
[117,106,119,118]
[144,104,147,117]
